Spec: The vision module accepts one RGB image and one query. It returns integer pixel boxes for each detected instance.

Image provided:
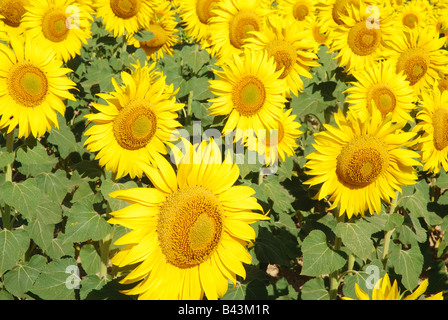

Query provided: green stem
[328,211,344,300]
[2,130,14,229]
[329,235,342,300]
[381,191,400,268]
[347,253,356,274]
[99,232,112,280]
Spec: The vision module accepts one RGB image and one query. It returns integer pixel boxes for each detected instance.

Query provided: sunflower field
[0,0,448,302]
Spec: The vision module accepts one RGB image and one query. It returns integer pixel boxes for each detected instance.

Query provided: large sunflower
[383,26,448,96]
[108,139,269,299]
[414,87,448,174]
[84,62,183,179]
[244,15,319,97]
[179,0,221,50]
[328,2,395,74]
[0,36,76,138]
[127,1,178,61]
[208,49,287,142]
[21,0,92,62]
[345,60,416,123]
[93,0,154,37]
[208,0,272,63]
[303,109,420,218]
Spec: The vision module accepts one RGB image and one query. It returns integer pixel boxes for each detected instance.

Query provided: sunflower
[315,0,361,39]
[208,49,287,142]
[243,15,319,97]
[208,0,272,63]
[276,0,316,27]
[345,60,416,124]
[0,0,29,36]
[383,26,448,96]
[21,0,92,62]
[394,0,437,33]
[328,2,395,74]
[247,108,302,166]
[303,109,420,218]
[108,139,269,299]
[0,36,76,138]
[93,0,154,37]
[343,273,443,300]
[84,62,183,179]
[127,1,178,61]
[305,14,329,49]
[179,0,222,50]
[413,87,448,174]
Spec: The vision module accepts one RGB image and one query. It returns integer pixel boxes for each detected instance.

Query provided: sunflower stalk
[2,130,15,229]
[329,211,344,300]
[381,191,400,268]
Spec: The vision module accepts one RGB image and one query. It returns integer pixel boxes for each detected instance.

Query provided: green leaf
[3,255,46,298]
[30,195,63,225]
[301,230,346,277]
[0,151,15,167]
[0,229,30,276]
[16,143,58,176]
[335,221,375,261]
[79,275,108,300]
[47,115,83,158]
[181,44,211,74]
[385,213,404,231]
[65,201,112,243]
[301,278,329,300]
[132,29,154,42]
[30,258,79,300]
[259,175,295,214]
[101,179,139,212]
[35,171,71,205]
[25,218,54,251]
[389,243,424,290]
[45,233,74,260]
[1,179,41,219]
[79,244,101,275]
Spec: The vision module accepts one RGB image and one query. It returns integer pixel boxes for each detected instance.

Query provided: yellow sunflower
[328,2,395,74]
[276,0,317,27]
[414,86,448,174]
[0,0,29,36]
[108,139,269,299]
[21,0,92,62]
[208,0,272,63]
[383,26,448,96]
[243,15,320,97]
[208,49,287,142]
[305,14,329,49]
[247,108,302,166]
[179,0,222,50]
[303,109,420,218]
[345,60,416,123]
[93,0,154,37]
[0,36,76,138]
[84,62,183,179]
[127,1,178,61]
[315,0,361,39]
[394,0,437,33]
[343,273,443,300]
